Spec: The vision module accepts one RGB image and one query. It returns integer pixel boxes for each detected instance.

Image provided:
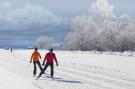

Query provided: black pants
[39,62,54,77]
[33,61,42,75]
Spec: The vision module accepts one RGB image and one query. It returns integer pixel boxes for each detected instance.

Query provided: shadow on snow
[41,75,82,84]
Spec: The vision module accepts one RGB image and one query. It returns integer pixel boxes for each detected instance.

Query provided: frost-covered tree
[65,0,135,51]
[65,16,98,51]
[36,36,54,49]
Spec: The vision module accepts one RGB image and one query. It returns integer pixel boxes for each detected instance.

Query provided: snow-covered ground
[0,49,135,89]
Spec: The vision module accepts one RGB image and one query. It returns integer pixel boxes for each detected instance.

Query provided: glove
[42,63,45,66]
[56,63,58,66]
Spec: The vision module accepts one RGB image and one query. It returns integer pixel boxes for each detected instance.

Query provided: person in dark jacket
[37,48,58,79]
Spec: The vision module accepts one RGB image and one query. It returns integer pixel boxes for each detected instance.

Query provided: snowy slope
[0,49,135,89]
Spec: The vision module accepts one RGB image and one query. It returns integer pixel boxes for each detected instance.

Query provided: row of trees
[65,0,135,51]
[37,15,135,52]
[65,15,135,51]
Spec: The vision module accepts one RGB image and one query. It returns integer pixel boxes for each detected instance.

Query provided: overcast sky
[0,0,134,48]
[0,0,135,17]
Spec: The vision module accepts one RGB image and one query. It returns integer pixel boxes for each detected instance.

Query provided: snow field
[0,49,135,89]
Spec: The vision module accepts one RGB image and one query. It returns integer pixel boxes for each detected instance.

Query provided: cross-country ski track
[0,49,135,89]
